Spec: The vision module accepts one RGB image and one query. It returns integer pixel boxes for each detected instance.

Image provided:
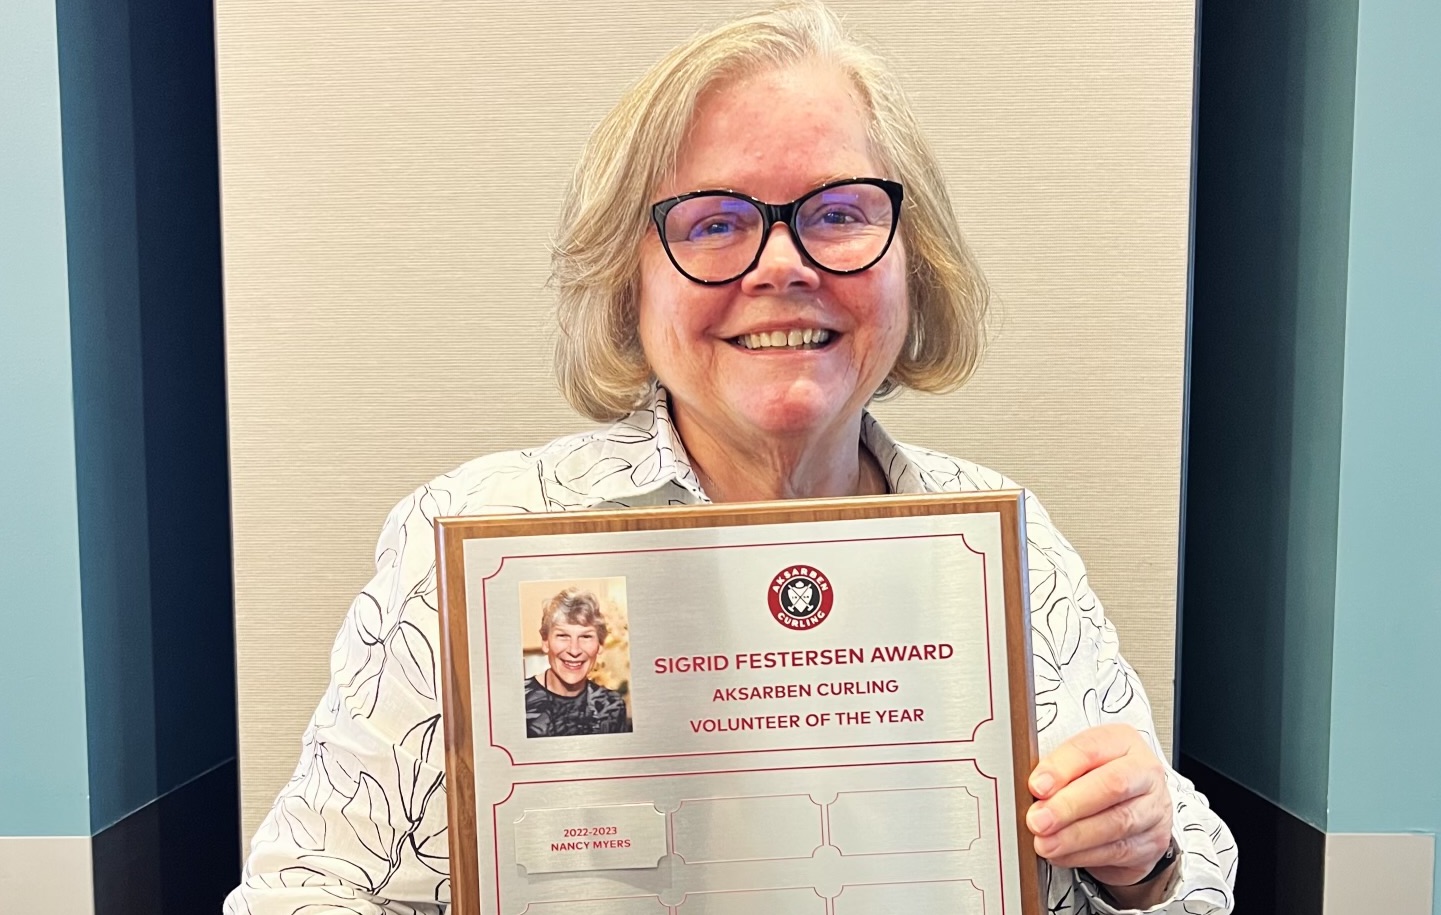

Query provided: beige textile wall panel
[217,1,1195,842]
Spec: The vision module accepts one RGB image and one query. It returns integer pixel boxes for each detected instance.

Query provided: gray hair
[539,588,608,644]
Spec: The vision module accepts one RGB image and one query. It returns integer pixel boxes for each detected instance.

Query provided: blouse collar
[580,383,944,506]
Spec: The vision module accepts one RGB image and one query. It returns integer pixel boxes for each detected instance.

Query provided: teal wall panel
[1181,0,1358,828]
[1186,0,1440,906]
[1327,0,1441,909]
[0,0,92,838]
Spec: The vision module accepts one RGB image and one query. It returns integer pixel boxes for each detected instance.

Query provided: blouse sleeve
[1023,492,1238,915]
[223,485,456,915]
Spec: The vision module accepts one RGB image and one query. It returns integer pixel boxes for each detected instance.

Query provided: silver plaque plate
[438,495,1037,915]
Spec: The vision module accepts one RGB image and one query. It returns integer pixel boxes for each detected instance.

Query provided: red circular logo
[768,566,834,630]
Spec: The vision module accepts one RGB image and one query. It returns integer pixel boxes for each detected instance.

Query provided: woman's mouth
[560,657,587,670]
[731,328,834,351]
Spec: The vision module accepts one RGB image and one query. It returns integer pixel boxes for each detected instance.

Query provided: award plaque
[436,492,1040,915]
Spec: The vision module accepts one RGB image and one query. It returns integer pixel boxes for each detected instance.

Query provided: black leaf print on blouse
[1036,701,1060,732]
[1101,665,1137,714]
[279,795,327,852]
[394,715,443,824]
[1034,649,1064,697]
[411,823,448,877]
[352,593,385,646]
[341,772,395,865]
[556,454,633,490]
[274,864,340,889]
[390,622,436,700]
[410,561,440,616]
[416,487,449,527]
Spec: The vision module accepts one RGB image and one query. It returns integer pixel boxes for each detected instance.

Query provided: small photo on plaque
[519,577,633,738]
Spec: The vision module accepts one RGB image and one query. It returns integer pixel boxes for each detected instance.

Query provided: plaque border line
[436,491,1038,915]
[478,529,994,766]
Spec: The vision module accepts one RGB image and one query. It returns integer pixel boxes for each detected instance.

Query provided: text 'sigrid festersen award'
[436,493,1041,915]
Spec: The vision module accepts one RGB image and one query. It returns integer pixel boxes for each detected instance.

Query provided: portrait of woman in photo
[227,3,1237,913]
[524,588,631,738]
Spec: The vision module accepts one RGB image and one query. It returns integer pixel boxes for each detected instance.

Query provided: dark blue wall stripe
[56,0,159,832]
[128,0,236,798]
[1181,0,1357,826]
[55,0,235,836]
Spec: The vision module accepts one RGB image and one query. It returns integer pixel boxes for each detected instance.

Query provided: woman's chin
[669,375,866,444]
[727,388,855,438]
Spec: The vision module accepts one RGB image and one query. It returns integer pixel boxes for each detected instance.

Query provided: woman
[525,588,630,738]
[226,4,1236,913]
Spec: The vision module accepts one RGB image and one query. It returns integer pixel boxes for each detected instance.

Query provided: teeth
[739,329,832,350]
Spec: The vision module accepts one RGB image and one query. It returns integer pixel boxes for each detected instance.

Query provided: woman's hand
[1027,724,1176,902]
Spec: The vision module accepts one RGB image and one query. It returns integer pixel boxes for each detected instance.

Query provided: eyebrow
[670,173,871,199]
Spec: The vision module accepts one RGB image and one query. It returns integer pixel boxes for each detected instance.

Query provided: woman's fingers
[1028,753,1158,836]
[1044,828,1173,877]
[1028,723,1137,800]
[1026,723,1174,880]
[1032,790,1169,860]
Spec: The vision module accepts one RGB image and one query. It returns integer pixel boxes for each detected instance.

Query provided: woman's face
[638,63,908,446]
[542,621,601,690]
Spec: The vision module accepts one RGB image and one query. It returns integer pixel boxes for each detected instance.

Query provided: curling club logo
[768,566,834,630]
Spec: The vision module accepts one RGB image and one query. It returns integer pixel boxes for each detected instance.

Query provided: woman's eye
[821,208,862,225]
[803,206,867,229]
[689,218,737,239]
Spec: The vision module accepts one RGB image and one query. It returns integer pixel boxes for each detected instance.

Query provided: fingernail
[1031,772,1054,797]
[1027,805,1056,834]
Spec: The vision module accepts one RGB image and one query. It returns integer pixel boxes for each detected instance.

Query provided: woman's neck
[542,670,585,698]
[675,407,888,503]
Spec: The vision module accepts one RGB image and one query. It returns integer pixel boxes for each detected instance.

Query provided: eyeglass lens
[661,182,896,283]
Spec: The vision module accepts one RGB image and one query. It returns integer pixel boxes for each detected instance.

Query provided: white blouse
[225,387,1237,915]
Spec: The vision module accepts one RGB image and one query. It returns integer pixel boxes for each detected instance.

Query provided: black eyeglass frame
[649,177,905,286]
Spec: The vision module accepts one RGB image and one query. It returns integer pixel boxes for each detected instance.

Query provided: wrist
[1081,837,1180,909]
[1115,836,1179,888]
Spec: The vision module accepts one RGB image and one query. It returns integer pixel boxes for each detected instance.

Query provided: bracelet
[1079,836,1179,898]
[1121,836,1180,887]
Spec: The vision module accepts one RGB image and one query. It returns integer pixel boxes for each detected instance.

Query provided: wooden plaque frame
[436,491,1039,915]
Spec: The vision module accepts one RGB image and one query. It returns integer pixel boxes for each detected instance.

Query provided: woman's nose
[740,224,822,293]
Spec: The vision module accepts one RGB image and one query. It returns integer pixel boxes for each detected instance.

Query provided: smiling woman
[225,3,1235,914]
[524,588,631,739]
[552,17,986,456]
[636,63,911,498]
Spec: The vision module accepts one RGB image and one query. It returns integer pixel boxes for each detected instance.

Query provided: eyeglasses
[650,177,904,285]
